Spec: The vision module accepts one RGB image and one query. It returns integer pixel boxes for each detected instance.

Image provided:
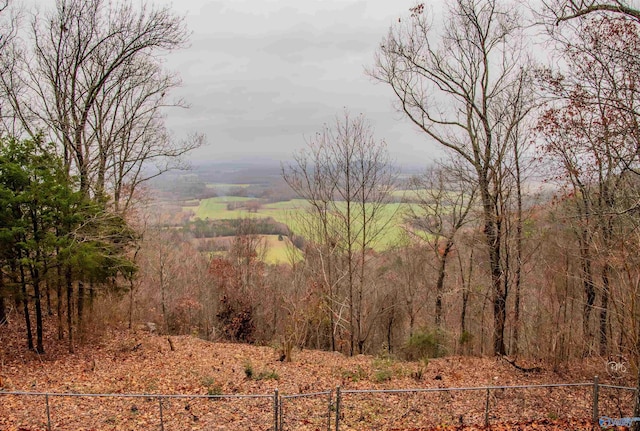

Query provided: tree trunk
[89,281,95,313]
[484,194,507,355]
[512,142,524,356]
[45,279,52,316]
[0,273,7,326]
[66,267,74,354]
[57,266,63,340]
[458,248,473,353]
[599,262,611,355]
[435,239,454,329]
[580,232,596,354]
[33,280,44,353]
[77,280,84,338]
[128,278,135,330]
[31,263,44,353]
[20,265,34,351]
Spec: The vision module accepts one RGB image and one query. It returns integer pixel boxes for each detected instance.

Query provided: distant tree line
[184,217,291,239]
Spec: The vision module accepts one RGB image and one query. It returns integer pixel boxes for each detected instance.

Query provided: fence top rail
[0,381,620,399]
[281,391,332,400]
[341,382,595,395]
[0,390,273,400]
[599,384,637,391]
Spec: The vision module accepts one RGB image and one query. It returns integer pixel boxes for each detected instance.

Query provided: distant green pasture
[262,235,302,264]
[191,197,418,250]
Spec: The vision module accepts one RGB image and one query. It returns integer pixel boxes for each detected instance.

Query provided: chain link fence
[1,378,635,430]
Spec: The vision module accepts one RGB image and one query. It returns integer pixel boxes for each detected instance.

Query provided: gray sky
[163,0,442,168]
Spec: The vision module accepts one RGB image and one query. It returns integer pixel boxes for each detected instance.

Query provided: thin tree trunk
[0,273,7,326]
[66,266,74,354]
[512,141,524,356]
[435,239,454,329]
[580,231,596,354]
[45,278,52,316]
[33,278,44,353]
[128,278,135,330]
[89,281,95,313]
[459,248,473,354]
[20,264,34,351]
[77,281,84,340]
[599,262,611,355]
[57,265,63,341]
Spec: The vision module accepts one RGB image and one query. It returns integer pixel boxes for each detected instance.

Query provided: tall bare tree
[371,0,535,355]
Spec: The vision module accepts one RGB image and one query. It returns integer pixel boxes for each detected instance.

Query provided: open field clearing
[194,234,302,264]
[189,197,418,250]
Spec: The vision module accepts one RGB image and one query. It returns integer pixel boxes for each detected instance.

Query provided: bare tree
[283,111,397,355]
[407,160,477,331]
[0,0,202,210]
[371,0,535,355]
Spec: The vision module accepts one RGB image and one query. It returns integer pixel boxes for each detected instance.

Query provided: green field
[190,197,417,250]
[262,235,302,264]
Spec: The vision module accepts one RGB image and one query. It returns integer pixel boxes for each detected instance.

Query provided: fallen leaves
[0,319,632,430]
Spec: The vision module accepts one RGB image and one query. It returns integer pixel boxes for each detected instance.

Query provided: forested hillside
[0,0,640,426]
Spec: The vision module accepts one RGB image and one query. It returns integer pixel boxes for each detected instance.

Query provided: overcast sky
[162,0,443,168]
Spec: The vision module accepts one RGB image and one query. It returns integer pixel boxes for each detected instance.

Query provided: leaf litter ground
[0,320,633,430]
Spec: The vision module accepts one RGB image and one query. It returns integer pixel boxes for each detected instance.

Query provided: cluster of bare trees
[0,0,202,210]
[282,113,397,355]
[0,0,201,353]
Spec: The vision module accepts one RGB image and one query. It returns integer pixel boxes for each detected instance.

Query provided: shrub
[341,365,367,382]
[202,376,223,396]
[373,368,393,382]
[243,361,279,381]
[256,370,279,381]
[372,353,396,383]
[459,330,473,345]
[244,361,254,379]
[402,329,447,360]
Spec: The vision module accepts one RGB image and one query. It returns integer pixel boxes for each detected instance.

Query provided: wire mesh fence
[598,385,637,419]
[279,390,332,431]
[0,391,275,431]
[336,383,595,430]
[0,378,635,431]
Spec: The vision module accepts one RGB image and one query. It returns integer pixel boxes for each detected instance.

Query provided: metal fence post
[484,388,490,427]
[335,387,342,431]
[278,396,284,430]
[158,398,165,431]
[327,390,332,431]
[45,394,52,431]
[593,376,599,424]
[274,388,279,431]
